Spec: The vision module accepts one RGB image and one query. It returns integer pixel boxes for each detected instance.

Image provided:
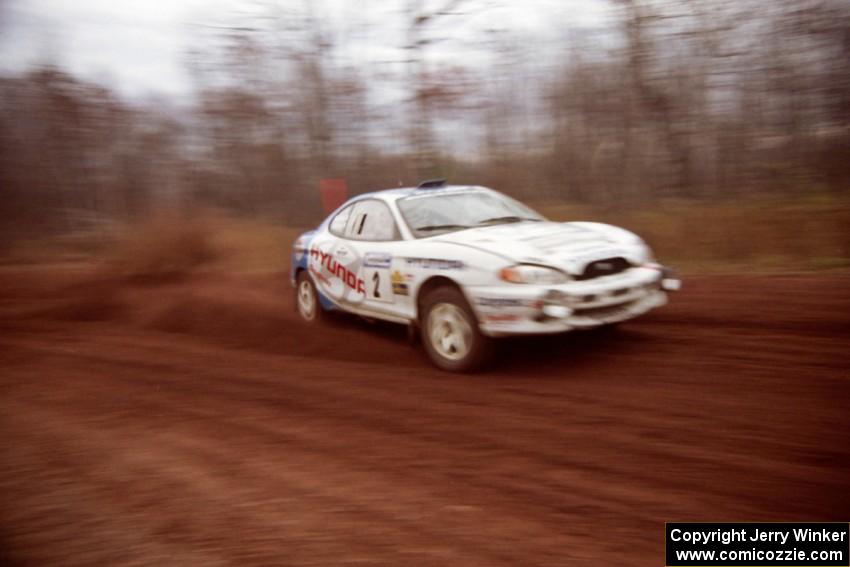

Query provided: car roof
[353,184,489,203]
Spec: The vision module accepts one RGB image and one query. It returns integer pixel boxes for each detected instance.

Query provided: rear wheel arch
[293,266,307,291]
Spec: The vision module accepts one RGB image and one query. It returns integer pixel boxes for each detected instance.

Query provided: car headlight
[499,264,569,285]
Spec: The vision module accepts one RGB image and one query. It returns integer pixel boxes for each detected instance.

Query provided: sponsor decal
[391,270,409,295]
[392,283,409,296]
[309,247,366,294]
[484,313,519,323]
[364,252,392,268]
[405,257,464,270]
[476,297,528,308]
[335,245,352,261]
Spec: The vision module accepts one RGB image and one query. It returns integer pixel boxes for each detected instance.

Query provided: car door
[306,201,364,308]
[307,199,412,321]
[341,199,413,320]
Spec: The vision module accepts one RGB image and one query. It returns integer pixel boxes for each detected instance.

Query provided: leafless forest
[1,0,848,253]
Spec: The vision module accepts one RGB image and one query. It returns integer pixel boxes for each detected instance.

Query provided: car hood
[433,221,647,275]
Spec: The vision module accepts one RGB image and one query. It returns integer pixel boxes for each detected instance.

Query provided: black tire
[588,322,620,335]
[295,270,324,323]
[420,286,493,372]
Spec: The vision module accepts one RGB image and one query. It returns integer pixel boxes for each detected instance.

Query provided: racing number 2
[372,271,381,298]
[364,267,392,303]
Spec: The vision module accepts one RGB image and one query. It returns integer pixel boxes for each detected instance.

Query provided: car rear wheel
[421,286,492,372]
[296,271,323,323]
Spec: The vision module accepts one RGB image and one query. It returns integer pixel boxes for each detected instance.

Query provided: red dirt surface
[1,268,849,565]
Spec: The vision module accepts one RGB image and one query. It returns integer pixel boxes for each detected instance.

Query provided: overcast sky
[0,0,613,101]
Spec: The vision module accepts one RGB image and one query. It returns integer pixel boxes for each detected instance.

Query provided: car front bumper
[466,265,680,337]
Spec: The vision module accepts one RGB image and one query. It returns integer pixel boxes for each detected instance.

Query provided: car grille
[574,300,637,319]
[575,257,631,280]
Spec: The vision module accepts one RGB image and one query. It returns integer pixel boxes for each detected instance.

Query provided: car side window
[343,200,399,241]
[329,204,354,236]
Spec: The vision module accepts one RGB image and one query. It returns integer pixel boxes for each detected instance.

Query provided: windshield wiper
[415,224,471,232]
[476,215,540,225]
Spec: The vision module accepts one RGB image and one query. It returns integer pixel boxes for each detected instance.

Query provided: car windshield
[398,190,546,237]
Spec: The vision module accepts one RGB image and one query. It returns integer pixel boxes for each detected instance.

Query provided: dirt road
[1,269,848,565]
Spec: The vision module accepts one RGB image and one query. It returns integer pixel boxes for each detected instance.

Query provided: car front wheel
[421,286,492,372]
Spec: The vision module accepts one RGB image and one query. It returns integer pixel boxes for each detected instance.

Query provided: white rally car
[291,180,680,372]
